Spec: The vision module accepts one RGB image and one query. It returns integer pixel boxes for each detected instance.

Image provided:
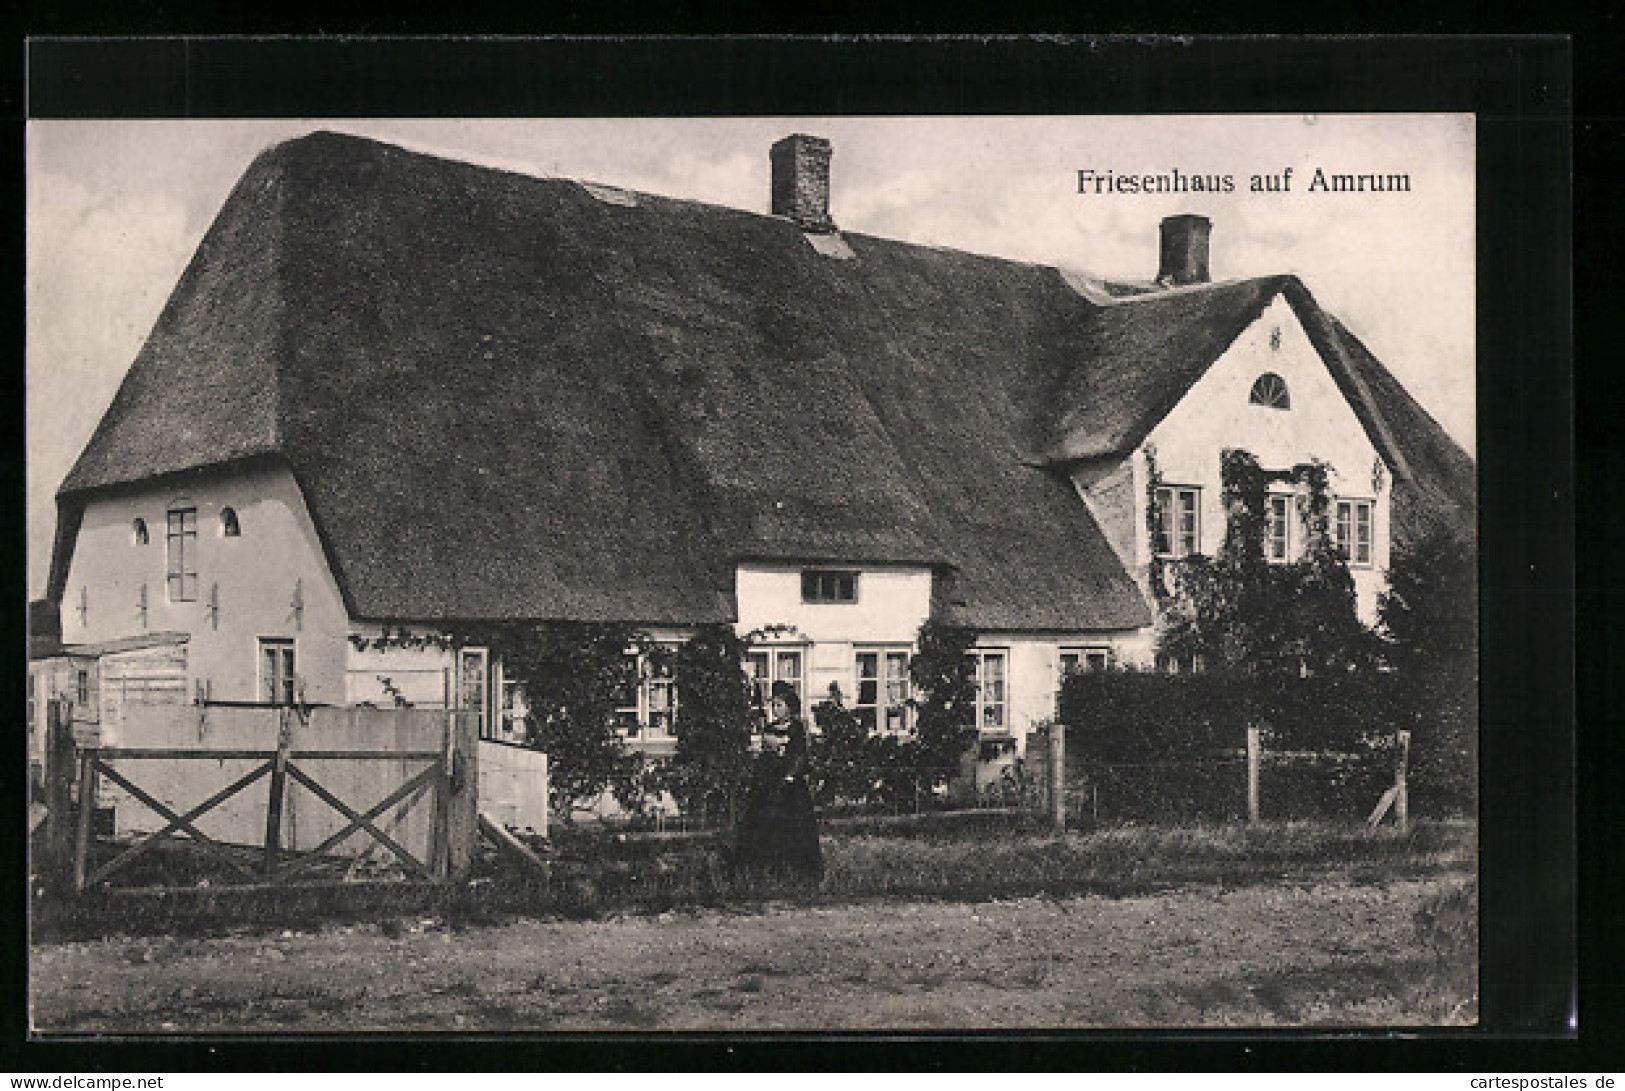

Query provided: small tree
[1379,527,1477,813]
[668,623,757,825]
[811,684,873,807]
[909,619,979,789]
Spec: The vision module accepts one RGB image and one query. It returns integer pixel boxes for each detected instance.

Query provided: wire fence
[527,726,1413,837]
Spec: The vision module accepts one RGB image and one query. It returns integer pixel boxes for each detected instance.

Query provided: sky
[26,115,1475,600]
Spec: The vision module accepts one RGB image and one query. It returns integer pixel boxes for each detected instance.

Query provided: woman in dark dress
[734,680,824,885]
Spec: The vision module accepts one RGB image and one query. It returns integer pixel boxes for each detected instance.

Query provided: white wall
[975,633,1138,755]
[62,465,353,705]
[1139,294,1394,621]
[346,636,459,709]
[735,563,933,706]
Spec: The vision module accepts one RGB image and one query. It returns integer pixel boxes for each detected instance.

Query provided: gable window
[855,648,911,734]
[967,649,1008,735]
[166,505,198,602]
[801,569,857,603]
[1153,486,1201,558]
[1335,499,1374,567]
[1060,647,1111,677]
[132,518,149,546]
[746,645,807,722]
[220,507,241,538]
[259,638,296,706]
[1266,493,1293,562]
[1249,372,1291,409]
[615,649,677,741]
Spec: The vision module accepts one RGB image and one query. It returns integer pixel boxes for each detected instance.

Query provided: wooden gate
[43,702,478,894]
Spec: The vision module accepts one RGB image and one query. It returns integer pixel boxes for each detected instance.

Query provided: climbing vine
[1157,448,1373,676]
[347,626,455,653]
[908,619,980,784]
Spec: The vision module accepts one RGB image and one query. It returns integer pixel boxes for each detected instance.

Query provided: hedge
[1057,669,1472,823]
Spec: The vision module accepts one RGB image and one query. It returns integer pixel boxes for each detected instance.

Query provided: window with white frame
[259,638,296,706]
[1059,647,1111,677]
[1153,486,1201,558]
[459,647,491,738]
[968,649,1008,735]
[1335,498,1374,567]
[1265,493,1293,562]
[855,648,911,734]
[616,649,678,740]
[499,673,528,741]
[745,645,807,722]
[166,505,198,601]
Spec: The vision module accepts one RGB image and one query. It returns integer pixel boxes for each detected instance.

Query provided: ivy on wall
[1155,447,1373,676]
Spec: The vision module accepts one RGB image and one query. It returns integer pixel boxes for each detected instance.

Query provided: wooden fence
[38,700,479,894]
[1029,721,1412,831]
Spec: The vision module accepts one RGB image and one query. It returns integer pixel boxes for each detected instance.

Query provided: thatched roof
[54,132,1472,629]
[1040,274,1476,550]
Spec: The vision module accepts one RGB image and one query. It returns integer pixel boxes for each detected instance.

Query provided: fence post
[263,706,293,874]
[430,709,454,881]
[445,709,479,879]
[1049,721,1066,836]
[1395,729,1411,831]
[72,747,98,893]
[1246,724,1262,825]
[45,700,76,891]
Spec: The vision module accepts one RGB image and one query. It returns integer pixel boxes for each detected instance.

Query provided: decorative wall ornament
[290,579,304,631]
[207,582,220,631]
[1371,457,1388,495]
[137,583,148,630]
[77,586,88,627]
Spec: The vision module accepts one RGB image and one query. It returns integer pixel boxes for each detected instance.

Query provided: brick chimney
[1157,214,1212,286]
[771,134,835,233]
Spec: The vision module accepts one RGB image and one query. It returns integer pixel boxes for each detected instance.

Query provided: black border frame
[10,35,1580,1072]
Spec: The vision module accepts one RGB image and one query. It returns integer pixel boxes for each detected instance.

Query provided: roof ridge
[1280,278,1414,481]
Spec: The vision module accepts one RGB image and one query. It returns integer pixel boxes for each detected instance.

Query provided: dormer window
[132,518,149,546]
[1249,372,1291,410]
[801,569,857,603]
[220,507,241,538]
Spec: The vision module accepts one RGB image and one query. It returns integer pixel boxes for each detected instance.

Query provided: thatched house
[42,131,1474,754]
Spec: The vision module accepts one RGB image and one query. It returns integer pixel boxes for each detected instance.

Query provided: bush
[810,687,926,813]
[1058,670,1419,823]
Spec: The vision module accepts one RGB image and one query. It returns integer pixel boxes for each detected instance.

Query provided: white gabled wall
[1138,293,1394,622]
[62,465,352,706]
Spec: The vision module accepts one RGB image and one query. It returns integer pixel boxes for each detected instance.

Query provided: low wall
[101,705,468,861]
[478,740,549,839]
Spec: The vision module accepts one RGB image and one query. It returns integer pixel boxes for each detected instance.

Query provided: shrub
[668,624,756,825]
[908,619,979,786]
[1058,670,1413,823]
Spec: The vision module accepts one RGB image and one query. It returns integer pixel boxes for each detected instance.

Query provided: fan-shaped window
[1249,372,1291,410]
[220,507,241,538]
[132,518,149,546]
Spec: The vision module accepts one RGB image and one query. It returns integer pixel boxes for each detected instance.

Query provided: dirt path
[31,877,1474,1032]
